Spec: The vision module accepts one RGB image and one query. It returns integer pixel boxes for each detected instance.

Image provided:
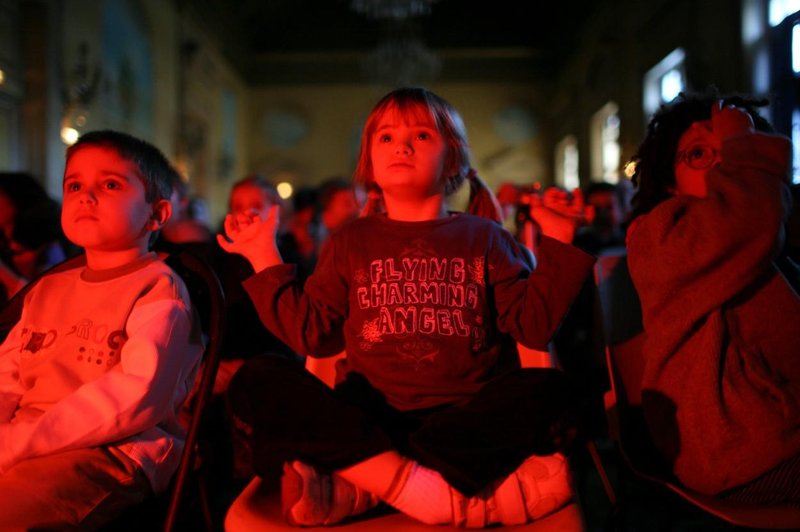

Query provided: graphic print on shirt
[354,238,486,368]
[19,318,128,369]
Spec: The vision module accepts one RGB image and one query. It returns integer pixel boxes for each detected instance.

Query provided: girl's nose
[395,140,412,155]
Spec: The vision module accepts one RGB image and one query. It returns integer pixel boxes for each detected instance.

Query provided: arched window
[761,0,800,182]
[555,135,579,190]
[591,102,620,183]
[643,48,686,122]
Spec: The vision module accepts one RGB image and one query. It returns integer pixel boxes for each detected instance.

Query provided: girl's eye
[379,134,392,143]
[416,132,430,140]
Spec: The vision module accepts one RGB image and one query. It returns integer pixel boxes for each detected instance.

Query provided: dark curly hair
[629,88,773,219]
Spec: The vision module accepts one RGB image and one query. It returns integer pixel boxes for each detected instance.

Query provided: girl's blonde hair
[354,87,501,223]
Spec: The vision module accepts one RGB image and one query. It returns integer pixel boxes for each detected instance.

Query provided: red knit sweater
[628,132,800,494]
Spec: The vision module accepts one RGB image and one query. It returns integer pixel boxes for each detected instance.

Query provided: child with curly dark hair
[627,89,800,504]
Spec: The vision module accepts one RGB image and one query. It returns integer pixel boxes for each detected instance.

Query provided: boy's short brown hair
[66,130,178,204]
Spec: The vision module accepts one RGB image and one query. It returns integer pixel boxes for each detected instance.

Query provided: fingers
[223,213,237,236]
[216,233,233,253]
[711,101,754,141]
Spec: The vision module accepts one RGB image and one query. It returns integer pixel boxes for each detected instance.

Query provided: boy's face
[62,146,168,254]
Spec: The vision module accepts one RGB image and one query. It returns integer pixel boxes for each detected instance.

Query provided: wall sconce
[60,41,101,145]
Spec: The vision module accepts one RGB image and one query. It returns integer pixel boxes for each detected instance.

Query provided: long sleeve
[243,239,348,357]
[491,233,595,350]
[0,323,24,423]
[244,214,594,411]
[628,132,792,333]
[627,132,800,494]
[0,296,197,473]
[0,257,203,491]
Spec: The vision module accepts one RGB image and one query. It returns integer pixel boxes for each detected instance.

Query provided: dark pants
[228,356,580,496]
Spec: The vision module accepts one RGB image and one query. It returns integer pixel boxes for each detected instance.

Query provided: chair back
[162,251,225,532]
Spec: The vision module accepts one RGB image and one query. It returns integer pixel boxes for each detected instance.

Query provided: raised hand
[711,100,754,143]
[217,204,284,272]
[528,187,590,244]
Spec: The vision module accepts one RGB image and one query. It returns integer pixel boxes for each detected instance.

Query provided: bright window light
[770,0,800,26]
[591,102,620,184]
[793,23,800,72]
[661,68,684,102]
[563,143,580,191]
[792,109,800,183]
[601,112,621,184]
[644,48,685,120]
[555,135,580,190]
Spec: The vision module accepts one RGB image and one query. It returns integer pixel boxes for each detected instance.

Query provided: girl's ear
[147,199,172,231]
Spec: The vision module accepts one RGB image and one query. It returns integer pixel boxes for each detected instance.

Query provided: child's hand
[217,205,283,271]
[711,100,754,143]
[529,187,590,244]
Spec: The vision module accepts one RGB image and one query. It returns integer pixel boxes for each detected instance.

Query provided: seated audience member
[208,175,300,484]
[213,174,297,367]
[626,90,800,503]
[282,186,320,284]
[495,181,522,233]
[0,173,74,302]
[315,176,361,248]
[158,173,213,248]
[0,130,203,529]
[573,181,628,255]
[220,87,594,528]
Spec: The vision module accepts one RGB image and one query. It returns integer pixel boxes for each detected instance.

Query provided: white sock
[383,460,453,525]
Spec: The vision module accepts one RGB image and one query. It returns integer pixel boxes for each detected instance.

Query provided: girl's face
[369,104,449,200]
[229,183,272,220]
[673,119,721,198]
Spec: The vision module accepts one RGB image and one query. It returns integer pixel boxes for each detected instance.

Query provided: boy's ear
[147,199,172,231]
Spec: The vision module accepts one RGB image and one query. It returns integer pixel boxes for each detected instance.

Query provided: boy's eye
[104,179,124,190]
[65,182,81,193]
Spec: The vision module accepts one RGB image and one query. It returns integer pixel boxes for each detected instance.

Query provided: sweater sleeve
[628,132,792,326]
[492,232,596,350]
[0,294,199,473]
[0,323,24,424]
[243,237,348,357]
